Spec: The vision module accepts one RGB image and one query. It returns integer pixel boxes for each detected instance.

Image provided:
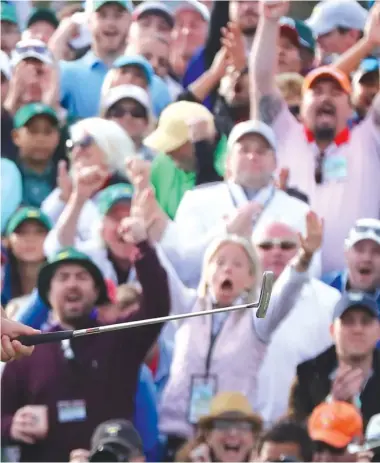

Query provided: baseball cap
[101,84,152,115]
[144,101,215,153]
[27,8,59,29]
[14,103,59,129]
[113,55,154,86]
[349,413,380,453]
[90,0,133,14]
[6,207,52,236]
[171,0,210,22]
[11,38,54,67]
[303,66,352,94]
[306,0,368,37]
[96,183,134,216]
[333,291,379,320]
[38,247,109,306]
[132,2,174,28]
[0,2,18,25]
[0,50,11,80]
[345,218,380,248]
[228,120,277,152]
[91,419,143,455]
[308,401,363,448]
[279,17,316,53]
[353,57,380,84]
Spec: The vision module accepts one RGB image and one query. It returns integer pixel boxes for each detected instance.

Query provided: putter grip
[15,330,74,346]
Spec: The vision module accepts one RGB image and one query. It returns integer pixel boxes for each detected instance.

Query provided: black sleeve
[204,1,230,69]
[194,139,223,186]
[176,89,201,104]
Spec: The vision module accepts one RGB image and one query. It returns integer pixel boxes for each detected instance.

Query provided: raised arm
[249,0,289,123]
[254,211,324,342]
[334,3,380,77]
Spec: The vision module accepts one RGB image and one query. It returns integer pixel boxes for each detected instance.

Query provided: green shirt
[19,162,55,208]
[150,136,228,219]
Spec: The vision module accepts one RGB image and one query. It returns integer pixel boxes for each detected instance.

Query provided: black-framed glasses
[212,419,252,431]
[258,239,298,251]
[66,134,95,150]
[315,151,325,184]
[106,105,147,120]
[354,225,380,237]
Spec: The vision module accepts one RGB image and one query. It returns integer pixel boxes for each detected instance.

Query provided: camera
[89,419,144,463]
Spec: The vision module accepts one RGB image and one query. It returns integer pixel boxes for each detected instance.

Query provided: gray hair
[69,117,136,174]
[198,234,261,302]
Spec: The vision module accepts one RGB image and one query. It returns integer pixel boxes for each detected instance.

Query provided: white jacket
[159,182,320,287]
[256,278,341,426]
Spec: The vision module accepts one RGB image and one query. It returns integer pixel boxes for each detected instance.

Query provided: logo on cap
[349,292,364,302]
[57,251,70,260]
[106,424,121,436]
[27,210,39,218]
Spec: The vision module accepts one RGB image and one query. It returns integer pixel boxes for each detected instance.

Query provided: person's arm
[287,364,316,422]
[334,4,380,75]
[253,211,323,342]
[249,1,289,123]
[203,0,230,69]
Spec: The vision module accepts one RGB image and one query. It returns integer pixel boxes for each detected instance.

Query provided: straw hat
[198,392,263,431]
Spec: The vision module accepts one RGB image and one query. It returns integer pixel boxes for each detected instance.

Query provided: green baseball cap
[93,0,133,13]
[280,17,316,54]
[0,2,18,25]
[27,8,59,29]
[14,103,59,129]
[6,207,52,236]
[38,247,110,307]
[97,183,134,216]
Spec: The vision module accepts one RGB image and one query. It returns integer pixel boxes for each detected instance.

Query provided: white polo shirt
[272,107,380,273]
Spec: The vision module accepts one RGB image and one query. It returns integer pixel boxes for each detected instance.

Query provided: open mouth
[223,443,241,453]
[358,267,372,276]
[317,105,336,116]
[65,292,82,303]
[103,30,118,38]
[220,279,233,291]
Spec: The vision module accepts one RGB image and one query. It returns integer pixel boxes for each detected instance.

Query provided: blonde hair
[198,234,261,302]
[69,117,136,174]
[275,72,304,101]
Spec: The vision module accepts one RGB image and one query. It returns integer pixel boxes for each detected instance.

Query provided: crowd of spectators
[1,0,380,461]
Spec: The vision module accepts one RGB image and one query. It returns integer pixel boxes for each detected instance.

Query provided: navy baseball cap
[333,292,379,320]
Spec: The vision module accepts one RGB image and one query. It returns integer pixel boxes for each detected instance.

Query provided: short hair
[275,73,304,101]
[257,419,314,462]
[116,283,141,308]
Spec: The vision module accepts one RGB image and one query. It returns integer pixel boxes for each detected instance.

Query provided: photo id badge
[57,400,87,423]
[323,155,348,182]
[188,375,217,425]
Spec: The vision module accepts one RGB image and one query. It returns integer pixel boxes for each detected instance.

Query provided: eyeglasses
[106,105,147,119]
[212,419,253,431]
[354,225,380,237]
[257,239,298,251]
[66,134,95,150]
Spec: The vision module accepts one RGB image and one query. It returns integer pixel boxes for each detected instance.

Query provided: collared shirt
[272,106,380,273]
[19,161,55,208]
[60,51,172,120]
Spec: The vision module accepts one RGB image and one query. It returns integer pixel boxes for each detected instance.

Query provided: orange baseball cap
[308,401,363,448]
[302,66,352,95]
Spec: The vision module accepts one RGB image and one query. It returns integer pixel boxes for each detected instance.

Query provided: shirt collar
[304,126,351,146]
[19,162,53,177]
[81,50,108,70]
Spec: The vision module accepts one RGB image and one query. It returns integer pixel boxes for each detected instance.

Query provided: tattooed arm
[249,1,289,124]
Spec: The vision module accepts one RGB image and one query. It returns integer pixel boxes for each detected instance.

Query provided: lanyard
[204,313,228,376]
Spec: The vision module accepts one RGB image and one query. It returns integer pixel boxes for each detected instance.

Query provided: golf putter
[15,271,274,347]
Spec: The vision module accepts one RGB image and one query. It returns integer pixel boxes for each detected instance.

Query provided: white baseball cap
[227,120,277,151]
[306,0,368,37]
[11,38,54,67]
[348,414,380,453]
[132,2,174,27]
[0,50,11,80]
[345,218,380,248]
[167,0,210,22]
[101,84,153,119]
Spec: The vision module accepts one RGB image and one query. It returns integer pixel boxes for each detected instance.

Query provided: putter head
[256,271,274,318]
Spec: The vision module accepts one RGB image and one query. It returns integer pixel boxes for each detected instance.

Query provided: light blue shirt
[60,51,172,120]
[1,159,22,233]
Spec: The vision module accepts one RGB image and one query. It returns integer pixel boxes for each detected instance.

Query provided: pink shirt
[272,107,380,273]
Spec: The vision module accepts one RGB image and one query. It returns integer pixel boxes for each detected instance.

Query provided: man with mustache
[250,0,380,274]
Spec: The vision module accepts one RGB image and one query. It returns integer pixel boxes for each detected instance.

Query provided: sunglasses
[257,239,298,251]
[15,44,51,57]
[354,225,380,237]
[66,134,95,150]
[212,419,253,431]
[107,105,147,120]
